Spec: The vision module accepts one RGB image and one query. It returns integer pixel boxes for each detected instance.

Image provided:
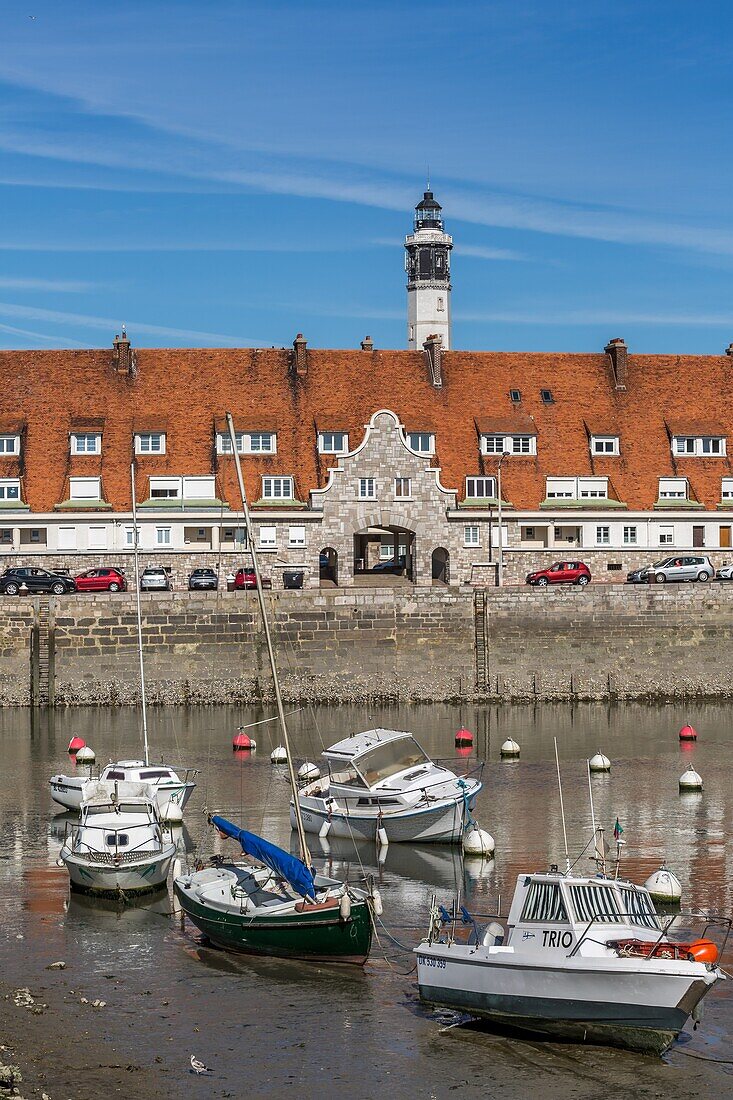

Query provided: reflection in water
[0,701,730,1091]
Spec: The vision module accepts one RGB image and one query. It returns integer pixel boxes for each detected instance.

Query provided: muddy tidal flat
[0,702,731,1099]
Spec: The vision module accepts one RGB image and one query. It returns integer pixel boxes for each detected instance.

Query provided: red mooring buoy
[67,736,86,754]
[679,724,698,742]
[455,744,473,758]
[455,727,474,746]
[232,731,253,751]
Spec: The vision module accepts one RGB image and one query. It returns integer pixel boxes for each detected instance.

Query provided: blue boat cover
[211,815,316,900]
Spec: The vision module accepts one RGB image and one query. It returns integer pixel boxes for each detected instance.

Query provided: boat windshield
[355,738,430,786]
[618,885,661,931]
[568,883,624,924]
[520,879,569,923]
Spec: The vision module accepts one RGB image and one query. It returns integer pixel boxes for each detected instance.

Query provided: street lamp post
[497,451,509,587]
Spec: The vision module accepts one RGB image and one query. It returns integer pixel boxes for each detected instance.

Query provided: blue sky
[1,1,733,353]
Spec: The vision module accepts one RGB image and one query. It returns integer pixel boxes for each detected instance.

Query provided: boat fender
[377,827,389,848]
[340,893,352,921]
[688,939,718,965]
[319,819,331,839]
[370,888,383,917]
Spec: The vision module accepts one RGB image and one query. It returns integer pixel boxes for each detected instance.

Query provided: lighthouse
[405,188,453,350]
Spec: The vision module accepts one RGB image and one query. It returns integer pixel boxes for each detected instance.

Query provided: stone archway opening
[432,547,449,585]
[353,525,415,584]
[319,547,338,587]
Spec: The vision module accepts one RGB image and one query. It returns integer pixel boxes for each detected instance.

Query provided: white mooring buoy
[462,824,496,857]
[500,738,520,758]
[270,746,288,764]
[644,865,682,905]
[589,752,611,773]
[75,746,96,764]
[298,761,320,782]
[679,766,703,792]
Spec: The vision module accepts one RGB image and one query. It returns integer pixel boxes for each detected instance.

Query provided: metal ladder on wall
[474,591,488,693]
[36,600,51,706]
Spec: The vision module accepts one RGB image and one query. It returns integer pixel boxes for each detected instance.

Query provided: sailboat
[48,464,197,817]
[173,413,375,964]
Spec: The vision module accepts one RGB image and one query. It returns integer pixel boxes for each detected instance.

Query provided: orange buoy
[688,939,718,965]
[679,724,698,741]
[232,731,254,751]
[455,728,473,746]
[67,736,86,754]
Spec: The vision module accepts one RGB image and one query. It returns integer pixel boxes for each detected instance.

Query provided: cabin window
[568,883,623,924]
[618,886,660,930]
[106,833,128,847]
[329,765,366,788]
[106,770,125,780]
[520,880,569,923]
[140,769,173,779]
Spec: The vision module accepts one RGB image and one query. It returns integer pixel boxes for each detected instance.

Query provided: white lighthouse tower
[405,188,452,350]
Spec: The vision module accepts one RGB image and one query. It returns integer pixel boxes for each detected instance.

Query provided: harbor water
[0,701,731,1098]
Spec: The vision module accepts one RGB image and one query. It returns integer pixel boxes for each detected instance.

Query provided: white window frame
[71,432,102,455]
[262,476,294,500]
[69,476,101,501]
[463,525,480,548]
[150,476,182,500]
[590,435,620,456]
[701,436,725,455]
[480,433,536,456]
[578,477,609,499]
[722,478,733,501]
[465,476,497,499]
[358,477,376,500]
[87,525,108,551]
[0,435,20,455]
[658,525,674,545]
[394,477,412,499]
[596,525,610,545]
[318,432,348,454]
[623,525,637,545]
[672,435,726,457]
[124,526,141,548]
[182,476,216,500]
[407,432,435,455]
[217,431,276,455]
[57,526,77,551]
[0,478,21,501]
[155,526,172,546]
[658,477,688,500]
[288,524,306,548]
[546,476,607,500]
[259,524,277,549]
[135,432,166,455]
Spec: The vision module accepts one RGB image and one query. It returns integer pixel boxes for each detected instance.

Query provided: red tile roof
[3,345,733,512]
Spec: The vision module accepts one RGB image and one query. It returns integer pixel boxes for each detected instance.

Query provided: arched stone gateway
[319,547,338,587]
[353,521,415,582]
[432,547,449,585]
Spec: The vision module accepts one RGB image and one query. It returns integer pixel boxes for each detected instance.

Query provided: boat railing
[64,819,167,862]
[432,759,485,784]
[568,909,731,960]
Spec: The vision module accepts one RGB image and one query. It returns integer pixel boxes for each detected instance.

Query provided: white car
[717,563,733,581]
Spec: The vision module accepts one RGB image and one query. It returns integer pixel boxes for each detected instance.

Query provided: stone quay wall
[0,582,732,706]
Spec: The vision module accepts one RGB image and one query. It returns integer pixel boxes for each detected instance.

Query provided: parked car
[140,566,172,592]
[0,566,76,596]
[373,555,406,574]
[626,565,651,584]
[233,568,272,590]
[526,561,591,587]
[75,567,127,593]
[650,556,714,583]
[188,567,218,591]
[717,564,733,581]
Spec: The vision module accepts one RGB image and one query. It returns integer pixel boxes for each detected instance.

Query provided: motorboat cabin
[50,758,197,814]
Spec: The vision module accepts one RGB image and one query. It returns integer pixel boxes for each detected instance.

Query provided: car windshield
[355,737,430,786]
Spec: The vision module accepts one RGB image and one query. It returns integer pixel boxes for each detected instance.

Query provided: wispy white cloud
[0,301,267,346]
[455,308,733,327]
[371,237,528,262]
[0,321,92,348]
[0,276,99,292]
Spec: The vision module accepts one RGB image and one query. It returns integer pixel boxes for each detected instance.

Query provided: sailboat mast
[225,413,312,868]
[130,463,150,767]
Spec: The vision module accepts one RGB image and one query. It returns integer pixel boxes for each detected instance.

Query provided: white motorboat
[293,729,483,844]
[60,782,176,898]
[415,867,726,1054]
[50,759,196,814]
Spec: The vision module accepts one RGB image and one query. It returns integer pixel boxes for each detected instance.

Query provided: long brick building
[2,192,733,587]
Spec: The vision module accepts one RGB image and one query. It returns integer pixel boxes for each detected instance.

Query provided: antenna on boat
[130,463,149,767]
[553,737,570,874]
[225,413,312,870]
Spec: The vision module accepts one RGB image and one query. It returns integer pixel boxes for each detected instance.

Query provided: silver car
[140,566,172,591]
[651,555,714,583]
[717,563,733,581]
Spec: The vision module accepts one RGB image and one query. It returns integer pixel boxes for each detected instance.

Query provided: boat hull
[416,946,718,1054]
[61,847,175,898]
[294,789,480,844]
[174,880,373,964]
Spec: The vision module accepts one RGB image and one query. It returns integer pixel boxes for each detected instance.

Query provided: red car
[234,568,257,590]
[75,567,128,593]
[526,561,591,587]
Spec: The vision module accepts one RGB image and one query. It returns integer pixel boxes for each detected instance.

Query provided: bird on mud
[190,1055,211,1075]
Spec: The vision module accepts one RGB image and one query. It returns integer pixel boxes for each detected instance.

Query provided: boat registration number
[418,954,446,969]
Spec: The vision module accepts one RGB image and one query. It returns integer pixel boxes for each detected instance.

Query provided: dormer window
[590,435,620,456]
[465,476,497,499]
[69,477,101,500]
[546,477,608,500]
[0,478,21,501]
[71,432,101,455]
[722,478,733,501]
[481,434,536,456]
[659,477,688,500]
[262,476,294,500]
[217,431,277,455]
[407,432,435,455]
[0,435,20,455]
[135,432,166,455]
[318,432,348,454]
[672,435,726,456]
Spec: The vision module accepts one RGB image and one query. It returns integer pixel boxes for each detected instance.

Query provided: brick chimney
[604,337,627,391]
[423,333,443,387]
[725,342,733,357]
[360,335,374,352]
[292,333,308,379]
[112,326,133,375]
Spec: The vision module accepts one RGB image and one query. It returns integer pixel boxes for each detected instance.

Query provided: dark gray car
[188,568,218,591]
